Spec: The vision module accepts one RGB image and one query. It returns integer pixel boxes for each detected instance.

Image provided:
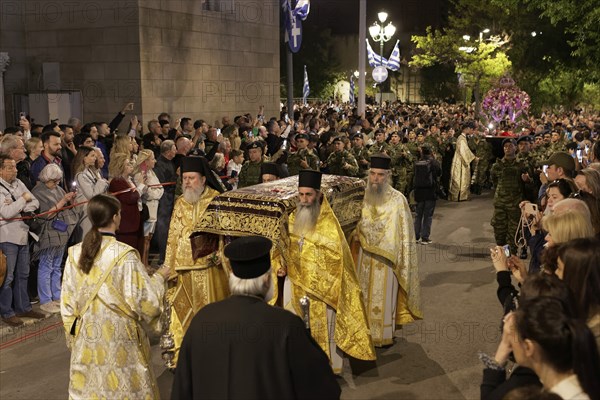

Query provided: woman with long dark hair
[509,296,600,400]
[61,194,170,399]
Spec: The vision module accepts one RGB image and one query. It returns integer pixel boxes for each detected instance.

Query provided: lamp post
[369,12,395,106]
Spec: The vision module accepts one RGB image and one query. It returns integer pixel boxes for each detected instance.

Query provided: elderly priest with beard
[350,154,422,347]
[284,170,376,374]
[164,156,229,363]
[172,236,341,400]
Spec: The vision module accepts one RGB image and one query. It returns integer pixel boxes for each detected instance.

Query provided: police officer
[238,141,264,188]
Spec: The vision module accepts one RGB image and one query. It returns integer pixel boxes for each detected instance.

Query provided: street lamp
[354,70,360,79]
[479,28,490,43]
[369,11,395,105]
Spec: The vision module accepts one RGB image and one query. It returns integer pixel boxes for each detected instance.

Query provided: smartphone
[284,113,290,123]
[281,139,288,151]
[381,115,386,122]
[230,170,238,178]
[252,127,259,137]
[71,181,78,193]
[502,245,511,258]
[577,149,583,162]
[542,165,548,175]
[523,203,538,216]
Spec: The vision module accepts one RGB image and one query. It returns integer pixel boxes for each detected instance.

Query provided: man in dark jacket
[413,145,442,244]
[172,236,341,400]
[153,140,177,265]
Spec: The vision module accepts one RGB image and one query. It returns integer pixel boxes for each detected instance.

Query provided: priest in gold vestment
[284,170,376,374]
[448,122,477,202]
[350,154,422,347]
[164,156,229,362]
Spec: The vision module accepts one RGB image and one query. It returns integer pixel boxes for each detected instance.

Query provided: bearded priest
[164,156,229,363]
[284,170,376,374]
[350,154,422,347]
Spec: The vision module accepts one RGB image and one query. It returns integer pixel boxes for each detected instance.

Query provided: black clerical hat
[261,162,281,178]
[224,236,272,279]
[298,169,322,190]
[181,156,206,175]
[370,153,391,170]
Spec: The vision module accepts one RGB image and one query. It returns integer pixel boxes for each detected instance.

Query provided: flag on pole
[386,40,401,71]
[302,65,310,104]
[282,0,311,53]
[349,75,355,106]
[366,39,388,68]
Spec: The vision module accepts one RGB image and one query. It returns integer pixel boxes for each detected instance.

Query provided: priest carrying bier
[350,154,422,347]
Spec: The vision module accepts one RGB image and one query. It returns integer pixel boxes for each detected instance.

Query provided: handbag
[140,203,150,222]
[21,211,44,236]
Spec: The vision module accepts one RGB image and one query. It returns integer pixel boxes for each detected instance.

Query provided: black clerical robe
[172,295,341,400]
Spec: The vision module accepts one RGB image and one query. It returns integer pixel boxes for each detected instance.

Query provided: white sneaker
[40,302,61,314]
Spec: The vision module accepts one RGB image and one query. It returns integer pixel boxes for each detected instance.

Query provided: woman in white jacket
[133,149,164,266]
[72,146,109,241]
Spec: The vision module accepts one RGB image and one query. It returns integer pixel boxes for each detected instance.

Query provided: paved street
[0,191,504,399]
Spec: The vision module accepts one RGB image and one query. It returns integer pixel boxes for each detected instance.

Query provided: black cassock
[172,295,341,400]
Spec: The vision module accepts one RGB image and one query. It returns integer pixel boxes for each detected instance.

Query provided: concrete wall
[0,0,280,130]
[138,0,280,125]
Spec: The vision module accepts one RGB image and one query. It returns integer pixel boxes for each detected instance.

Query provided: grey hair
[0,135,21,156]
[228,269,271,298]
[160,140,175,155]
[38,163,64,183]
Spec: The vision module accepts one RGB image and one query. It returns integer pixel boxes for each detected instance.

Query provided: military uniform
[238,142,264,188]
[351,145,370,177]
[287,148,319,176]
[490,156,526,253]
[368,141,390,157]
[326,150,359,177]
[388,143,413,195]
[469,136,494,193]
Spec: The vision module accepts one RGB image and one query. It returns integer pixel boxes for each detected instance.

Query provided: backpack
[414,159,433,188]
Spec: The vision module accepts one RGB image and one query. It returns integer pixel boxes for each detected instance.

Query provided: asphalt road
[0,191,504,400]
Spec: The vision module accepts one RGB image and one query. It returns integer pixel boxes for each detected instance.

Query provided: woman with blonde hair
[542,210,594,247]
[25,137,43,162]
[72,146,109,240]
[574,168,600,198]
[109,134,134,161]
[108,153,144,254]
[132,149,163,265]
[61,194,171,399]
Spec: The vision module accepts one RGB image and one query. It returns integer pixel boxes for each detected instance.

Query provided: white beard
[292,199,320,237]
[182,185,205,204]
[364,177,389,208]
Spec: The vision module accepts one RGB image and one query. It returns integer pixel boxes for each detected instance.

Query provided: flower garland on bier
[482,75,530,125]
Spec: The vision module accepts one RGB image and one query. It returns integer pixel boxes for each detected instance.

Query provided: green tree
[410,27,511,118]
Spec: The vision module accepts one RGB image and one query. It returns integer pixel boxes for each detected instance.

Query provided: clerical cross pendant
[298,236,304,252]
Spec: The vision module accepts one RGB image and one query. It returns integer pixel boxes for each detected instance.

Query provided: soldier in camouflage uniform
[350,133,370,177]
[406,130,419,156]
[515,136,539,202]
[287,133,319,176]
[238,141,264,188]
[388,131,413,195]
[325,137,359,177]
[490,139,527,253]
[368,130,390,157]
[468,131,494,194]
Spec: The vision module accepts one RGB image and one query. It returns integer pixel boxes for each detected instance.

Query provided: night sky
[309,0,448,35]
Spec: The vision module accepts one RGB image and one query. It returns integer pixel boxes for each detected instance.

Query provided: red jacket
[109,177,140,234]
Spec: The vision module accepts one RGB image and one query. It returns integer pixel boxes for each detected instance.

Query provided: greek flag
[387,40,401,71]
[282,0,311,53]
[366,39,387,68]
[302,65,310,104]
[349,75,355,105]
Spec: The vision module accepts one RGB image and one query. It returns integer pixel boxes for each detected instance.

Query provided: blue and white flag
[386,40,401,71]
[282,0,311,53]
[302,65,310,104]
[366,39,387,68]
[349,75,355,106]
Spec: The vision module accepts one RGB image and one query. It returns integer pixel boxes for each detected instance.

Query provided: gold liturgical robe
[165,187,230,362]
[448,133,475,202]
[61,237,165,400]
[350,186,422,346]
[287,197,376,363]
